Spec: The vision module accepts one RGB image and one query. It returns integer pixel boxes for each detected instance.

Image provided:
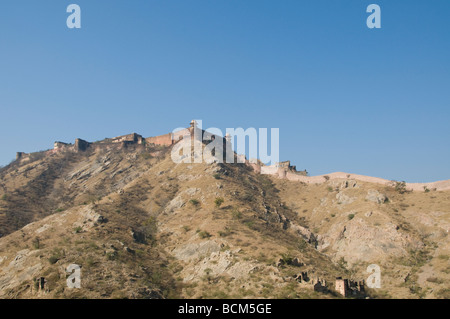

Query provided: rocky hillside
[0,139,449,299]
[273,177,450,298]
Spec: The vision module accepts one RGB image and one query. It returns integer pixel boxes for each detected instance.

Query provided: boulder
[336,192,355,205]
[366,190,387,204]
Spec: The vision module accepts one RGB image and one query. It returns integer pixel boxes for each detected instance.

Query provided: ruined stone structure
[54,141,70,150]
[294,271,328,293]
[34,277,47,293]
[16,152,28,161]
[335,277,365,298]
[335,277,347,296]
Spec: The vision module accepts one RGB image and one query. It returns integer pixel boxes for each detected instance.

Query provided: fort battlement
[49,130,179,155]
[14,121,200,162]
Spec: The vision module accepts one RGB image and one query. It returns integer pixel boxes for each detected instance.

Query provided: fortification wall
[146,133,173,146]
[260,170,450,192]
[259,161,306,179]
[14,121,449,192]
[15,125,188,164]
[260,166,279,175]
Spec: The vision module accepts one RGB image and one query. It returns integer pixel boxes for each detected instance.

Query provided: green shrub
[348,214,355,220]
[297,239,307,250]
[241,192,255,202]
[189,199,200,206]
[218,227,231,237]
[32,237,40,250]
[231,209,242,220]
[214,197,224,208]
[198,231,212,239]
[244,221,255,229]
[86,257,95,268]
[204,268,213,275]
[182,225,191,233]
[140,216,158,243]
[394,181,407,194]
[280,253,293,265]
[48,248,64,264]
[140,153,153,160]
[106,251,117,260]
[337,257,348,269]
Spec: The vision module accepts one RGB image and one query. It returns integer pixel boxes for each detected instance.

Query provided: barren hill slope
[0,137,449,299]
[272,177,450,298]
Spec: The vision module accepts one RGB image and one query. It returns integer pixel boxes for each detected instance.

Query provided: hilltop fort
[14,120,450,192]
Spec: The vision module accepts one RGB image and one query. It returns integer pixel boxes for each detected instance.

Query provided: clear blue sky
[0,0,449,182]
